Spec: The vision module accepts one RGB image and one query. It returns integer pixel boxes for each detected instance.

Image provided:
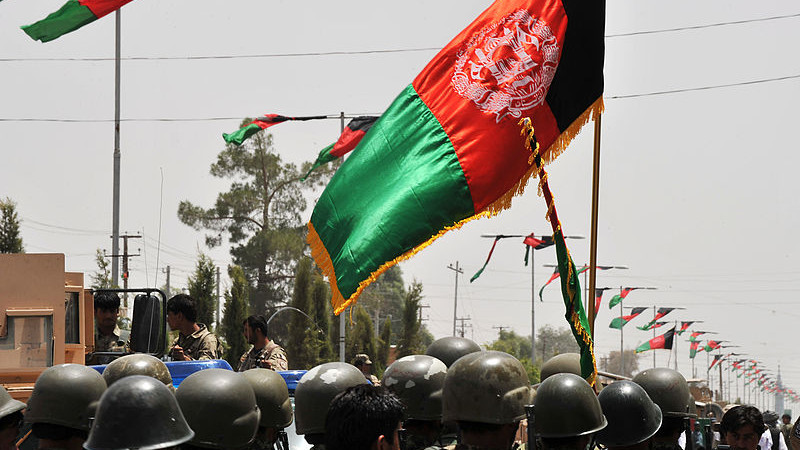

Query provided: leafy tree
[187,253,217,329]
[346,305,376,363]
[376,316,392,377]
[536,324,580,364]
[0,198,24,254]
[222,265,250,368]
[90,248,115,289]
[396,282,425,358]
[600,349,639,378]
[177,127,334,315]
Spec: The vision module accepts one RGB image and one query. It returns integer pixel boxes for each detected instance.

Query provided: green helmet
[382,355,447,421]
[176,368,260,449]
[294,362,368,435]
[442,351,531,424]
[242,368,293,429]
[534,373,607,438]
[632,368,693,418]
[25,364,106,431]
[102,353,173,389]
[425,336,481,368]
[595,380,662,446]
[540,353,581,381]
[84,375,194,450]
[0,385,25,420]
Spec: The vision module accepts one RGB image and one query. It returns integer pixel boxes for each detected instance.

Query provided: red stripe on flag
[80,0,134,19]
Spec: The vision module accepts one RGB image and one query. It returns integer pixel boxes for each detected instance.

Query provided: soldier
[24,364,107,450]
[352,354,380,385]
[539,353,581,381]
[0,386,25,450]
[101,353,175,390]
[382,355,449,449]
[534,373,607,450]
[720,405,765,450]
[425,336,481,368]
[238,315,288,372]
[86,290,129,365]
[442,351,533,450]
[166,293,223,360]
[176,368,261,449]
[632,368,695,450]
[761,411,788,450]
[781,414,793,450]
[596,380,662,450]
[294,362,368,449]
[325,384,404,450]
[84,375,194,450]
[242,368,294,450]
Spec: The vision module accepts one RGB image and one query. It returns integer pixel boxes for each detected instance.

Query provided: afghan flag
[689,331,707,342]
[676,321,695,335]
[704,340,722,352]
[470,235,504,282]
[635,327,676,353]
[608,287,638,309]
[594,287,610,312]
[307,0,605,313]
[637,307,676,330]
[609,306,646,329]
[301,116,380,181]
[21,0,134,42]
[223,114,328,146]
[689,340,701,359]
[709,354,723,370]
[538,268,561,300]
[523,234,554,266]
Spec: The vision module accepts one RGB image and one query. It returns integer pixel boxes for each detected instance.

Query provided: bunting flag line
[301,116,379,181]
[676,321,695,335]
[608,287,638,309]
[709,354,723,370]
[523,234,554,266]
[594,287,610,312]
[22,0,134,42]
[636,307,676,330]
[307,0,605,314]
[635,326,676,353]
[223,114,328,146]
[608,306,647,329]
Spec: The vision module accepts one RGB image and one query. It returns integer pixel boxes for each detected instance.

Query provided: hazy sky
[3,0,800,399]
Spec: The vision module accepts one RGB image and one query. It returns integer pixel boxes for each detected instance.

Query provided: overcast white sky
[2,0,800,400]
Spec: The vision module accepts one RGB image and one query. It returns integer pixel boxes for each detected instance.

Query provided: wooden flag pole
[588,113,602,338]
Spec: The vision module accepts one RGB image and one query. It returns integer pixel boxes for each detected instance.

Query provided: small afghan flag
[523,234,554,266]
[608,306,646,329]
[635,326,676,353]
[22,0,134,43]
[608,287,638,309]
[307,0,605,313]
[301,116,379,181]
[594,287,610,312]
[637,307,676,330]
[538,264,589,301]
[704,340,722,352]
[709,354,723,370]
[689,331,707,342]
[223,114,328,146]
[676,321,695,335]
[689,340,701,359]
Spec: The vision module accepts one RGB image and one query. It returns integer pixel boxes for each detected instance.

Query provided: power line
[608,73,800,100]
[605,12,800,37]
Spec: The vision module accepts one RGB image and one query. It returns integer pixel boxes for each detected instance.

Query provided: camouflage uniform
[238,340,288,371]
[169,323,222,360]
[87,325,129,365]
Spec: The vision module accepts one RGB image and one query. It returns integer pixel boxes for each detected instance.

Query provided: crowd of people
[0,292,794,450]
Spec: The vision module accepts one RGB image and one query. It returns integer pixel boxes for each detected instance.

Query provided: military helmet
[294,362,368,435]
[443,351,531,424]
[540,353,581,381]
[0,385,25,420]
[102,353,173,389]
[382,355,447,421]
[632,368,694,418]
[25,364,106,431]
[242,368,293,428]
[425,336,481,368]
[534,373,607,438]
[176,368,260,449]
[595,380,661,446]
[84,375,194,450]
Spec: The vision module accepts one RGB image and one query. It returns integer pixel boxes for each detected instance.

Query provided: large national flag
[223,114,328,146]
[609,306,646,329]
[22,0,134,42]
[608,287,638,309]
[301,116,380,181]
[635,327,676,353]
[307,0,605,314]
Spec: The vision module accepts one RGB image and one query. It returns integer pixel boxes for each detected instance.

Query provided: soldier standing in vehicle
[352,354,380,385]
[238,315,288,371]
[166,294,223,361]
[86,290,129,365]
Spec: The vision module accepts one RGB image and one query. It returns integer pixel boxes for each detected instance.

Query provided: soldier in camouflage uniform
[352,354,380,385]
[166,294,223,360]
[86,291,129,365]
[238,315,288,371]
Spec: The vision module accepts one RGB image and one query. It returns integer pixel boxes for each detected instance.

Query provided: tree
[396,282,425,358]
[286,258,317,369]
[222,265,250,368]
[376,316,392,377]
[177,127,334,315]
[0,197,24,253]
[346,305,376,363]
[187,253,217,329]
[600,349,640,378]
[358,266,406,344]
[90,248,114,289]
[310,276,335,363]
[535,324,580,364]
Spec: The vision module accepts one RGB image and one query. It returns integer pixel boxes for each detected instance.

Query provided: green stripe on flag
[301,143,336,181]
[309,84,475,308]
[223,123,264,146]
[609,317,626,329]
[22,0,98,42]
[636,341,651,353]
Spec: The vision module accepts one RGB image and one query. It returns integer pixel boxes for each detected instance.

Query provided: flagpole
[587,114,602,338]
[619,288,623,374]
[531,250,536,364]
[674,320,678,371]
[653,305,656,368]
[111,10,122,290]
[338,111,346,363]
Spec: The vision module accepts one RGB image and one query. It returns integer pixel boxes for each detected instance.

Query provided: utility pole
[108,233,141,311]
[493,325,509,334]
[447,261,463,337]
[419,304,430,322]
[456,317,471,338]
[162,265,171,299]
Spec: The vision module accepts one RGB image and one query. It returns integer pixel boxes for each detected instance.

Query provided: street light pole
[447,262,463,337]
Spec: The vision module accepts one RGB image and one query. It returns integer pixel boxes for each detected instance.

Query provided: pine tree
[0,197,24,254]
[311,276,334,363]
[346,305,376,363]
[187,253,217,329]
[287,258,315,369]
[376,316,392,377]
[397,282,424,358]
[222,265,250,368]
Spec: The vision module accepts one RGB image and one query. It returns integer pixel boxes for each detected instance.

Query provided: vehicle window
[65,292,80,344]
[0,316,54,368]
